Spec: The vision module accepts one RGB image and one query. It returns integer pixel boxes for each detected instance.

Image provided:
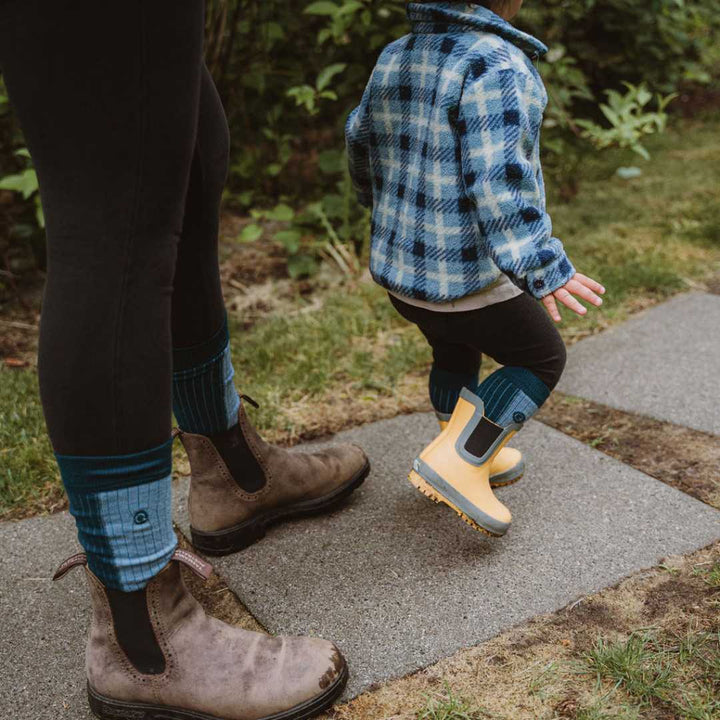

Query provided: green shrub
[1,0,718,277]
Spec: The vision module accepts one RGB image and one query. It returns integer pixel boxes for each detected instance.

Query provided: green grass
[575,704,641,720]
[227,281,430,433]
[416,687,489,720]
[581,630,720,719]
[585,633,674,705]
[225,115,720,437]
[2,116,720,518]
[0,366,63,518]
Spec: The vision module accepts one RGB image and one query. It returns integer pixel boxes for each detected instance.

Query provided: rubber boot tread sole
[408,469,502,538]
[490,472,524,489]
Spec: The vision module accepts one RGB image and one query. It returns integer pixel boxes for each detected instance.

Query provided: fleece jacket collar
[407,2,548,59]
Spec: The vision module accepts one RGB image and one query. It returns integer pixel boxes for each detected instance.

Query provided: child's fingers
[554,287,587,316]
[542,294,562,322]
[574,273,605,295]
[567,278,603,307]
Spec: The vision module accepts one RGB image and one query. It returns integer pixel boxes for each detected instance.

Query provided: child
[346,0,604,537]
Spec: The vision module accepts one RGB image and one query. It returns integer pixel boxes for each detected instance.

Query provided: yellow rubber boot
[412,388,522,536]
[437,417,524,488]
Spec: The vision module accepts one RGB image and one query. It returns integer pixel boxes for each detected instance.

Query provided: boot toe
[279,636,347,708]
[328,442,369,480]
[313,638,347,691]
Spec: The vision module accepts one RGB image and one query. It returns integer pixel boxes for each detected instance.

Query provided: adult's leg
[167,69,370,538]
[171,66,227,348]
[2,6,350,716]
[0,0,205,589]
[170,66,240,437]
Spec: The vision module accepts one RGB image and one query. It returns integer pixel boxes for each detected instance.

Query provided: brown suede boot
[177,400,370,555]
[54,548,348,720]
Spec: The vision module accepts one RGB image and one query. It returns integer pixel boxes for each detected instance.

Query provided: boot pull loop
[239,394,260,410]
[52,552,88,581]
[172,549,213,581]
[172,427,183,439]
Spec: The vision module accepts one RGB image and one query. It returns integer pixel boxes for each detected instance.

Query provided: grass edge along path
[318,542,720,720]
[2,115,720,519]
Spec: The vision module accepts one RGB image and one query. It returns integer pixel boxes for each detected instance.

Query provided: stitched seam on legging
[112,2,147,453]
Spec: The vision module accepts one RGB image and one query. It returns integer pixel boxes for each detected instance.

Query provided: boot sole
[87,660,348,720]
[408,469,507,538]
[490,472,523,489]
[489,459,525,489]
[191,460,371,555]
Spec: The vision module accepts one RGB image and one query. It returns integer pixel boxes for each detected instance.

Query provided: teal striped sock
[172,316,240,435]
[429,367,480,416]
[57,439,177,591]
[477,366,550,427]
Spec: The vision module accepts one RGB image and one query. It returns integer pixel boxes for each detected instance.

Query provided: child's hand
[541,273,605,323]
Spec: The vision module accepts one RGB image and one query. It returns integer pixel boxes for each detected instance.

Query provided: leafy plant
[304,0,374,46]
[0,148,44,227]
[287,63,347,115]
[576,83,677,160]
[239,151,369,279]
[2,0,719,281]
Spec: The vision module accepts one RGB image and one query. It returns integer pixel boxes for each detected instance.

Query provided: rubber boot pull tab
[52,552,88,581]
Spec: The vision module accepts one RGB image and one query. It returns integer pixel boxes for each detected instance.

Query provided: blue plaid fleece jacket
[345,2,575,302]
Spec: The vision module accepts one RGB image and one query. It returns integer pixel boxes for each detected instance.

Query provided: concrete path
[3,291,720,715]
[559,292,720,435]
[5,416,718,717]
[176,415,720,698]
[0,512,91,719]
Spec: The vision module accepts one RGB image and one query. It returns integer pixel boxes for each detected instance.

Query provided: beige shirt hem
[387,274,523,313]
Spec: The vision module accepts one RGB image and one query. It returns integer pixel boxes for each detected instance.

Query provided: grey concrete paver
[0,512,92,719]
[3,403,719,715]
[5,292,720,716]
[559,292,720,435]
[174,413,720,697]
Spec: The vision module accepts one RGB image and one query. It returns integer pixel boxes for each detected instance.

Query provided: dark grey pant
[0,0,228,455]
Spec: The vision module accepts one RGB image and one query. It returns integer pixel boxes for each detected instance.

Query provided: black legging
[0,0,225,455]
[389,292,567,391]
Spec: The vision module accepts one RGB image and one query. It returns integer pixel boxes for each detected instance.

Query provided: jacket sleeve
[457,66,575,299]
[345,97,373,209]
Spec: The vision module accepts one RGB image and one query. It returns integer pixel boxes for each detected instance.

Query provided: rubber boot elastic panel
[412,388,522,536]
[54,549,348,720]
[436,413,524,488]
[177,397,370,556]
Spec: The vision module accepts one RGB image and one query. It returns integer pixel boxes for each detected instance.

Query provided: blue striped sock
[172,316,241,435]
[429,367,480,416]
[476,366,550,427]
[57,439,177,591]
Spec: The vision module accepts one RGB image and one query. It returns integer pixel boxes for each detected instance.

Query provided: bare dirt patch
[537,393,720,510]
[706,273,720,295]
[0,289,41,365]
[220,238,289,287]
